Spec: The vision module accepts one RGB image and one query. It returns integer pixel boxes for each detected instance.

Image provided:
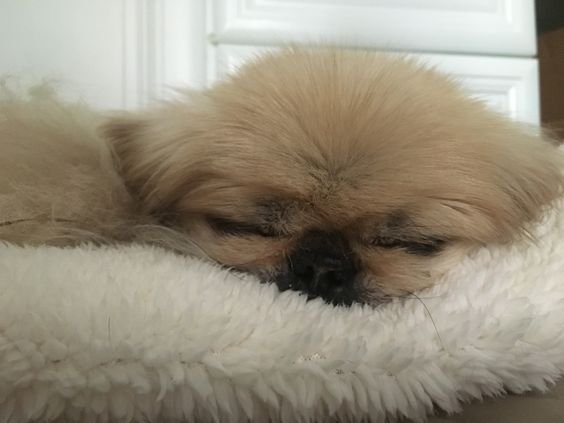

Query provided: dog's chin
[236,266,402,307]
[272,272,366,307]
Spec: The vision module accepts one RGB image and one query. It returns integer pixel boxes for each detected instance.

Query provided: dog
[1,48,563,306]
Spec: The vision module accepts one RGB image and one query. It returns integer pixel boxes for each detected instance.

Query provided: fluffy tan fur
[1,48,563,304]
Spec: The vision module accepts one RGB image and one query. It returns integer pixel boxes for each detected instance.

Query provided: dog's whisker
[400,289,446,350]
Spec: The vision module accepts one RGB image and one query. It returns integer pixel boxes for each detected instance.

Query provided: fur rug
[1,199,564,423]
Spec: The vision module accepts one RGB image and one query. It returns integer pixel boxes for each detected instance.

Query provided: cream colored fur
[1,48,563,304]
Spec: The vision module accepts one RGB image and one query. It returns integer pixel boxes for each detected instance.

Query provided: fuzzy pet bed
[1,199,564,423]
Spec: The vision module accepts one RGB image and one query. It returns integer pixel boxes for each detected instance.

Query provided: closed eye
[207,216,279,238]
[371,237,446,256]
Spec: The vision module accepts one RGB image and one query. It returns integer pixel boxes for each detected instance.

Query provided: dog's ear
[101,114,151,200]
[499,132,564,235]
[102,115,144,155]
[442,126,564,244]
[101,108,203,214]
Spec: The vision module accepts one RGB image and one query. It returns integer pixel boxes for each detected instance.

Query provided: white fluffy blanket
[1,200,564,423]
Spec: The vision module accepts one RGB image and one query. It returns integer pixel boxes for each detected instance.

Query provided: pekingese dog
[1,48,563,306]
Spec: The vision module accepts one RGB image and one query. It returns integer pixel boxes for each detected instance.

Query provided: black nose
[285,231,358,305]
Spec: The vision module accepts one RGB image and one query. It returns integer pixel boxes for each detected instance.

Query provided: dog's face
[104,48,563,306]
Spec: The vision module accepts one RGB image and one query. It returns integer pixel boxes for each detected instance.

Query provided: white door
[0,0,540,123]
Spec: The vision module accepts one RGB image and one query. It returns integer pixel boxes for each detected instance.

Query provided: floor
[426,379,564,423]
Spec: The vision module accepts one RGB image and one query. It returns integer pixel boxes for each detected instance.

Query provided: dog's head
[103,48,564,306]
